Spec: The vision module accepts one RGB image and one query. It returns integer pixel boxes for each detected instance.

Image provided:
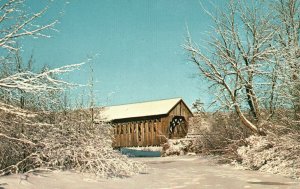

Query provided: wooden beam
[148,121,152,145]
[153,120,157,145]
[125,123,128,147]
[134,122,138,147]
[140,121,145,146]
[131,122,134,147]
[127,123,131,147]
[113,126,117,147]
[157,119,162,145]
[117,124,121,147]
[120,124,124,147]
[144,121,149,146]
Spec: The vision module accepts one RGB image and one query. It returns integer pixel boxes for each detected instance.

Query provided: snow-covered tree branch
[0,63,84,93]
[0,0,57,51]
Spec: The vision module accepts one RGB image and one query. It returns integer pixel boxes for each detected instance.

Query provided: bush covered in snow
[0,107,146,178]
[236,135,300,179]
[161,139,195,156]
[186,113,250,157]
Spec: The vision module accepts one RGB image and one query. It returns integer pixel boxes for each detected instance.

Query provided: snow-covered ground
[0,156,299,189]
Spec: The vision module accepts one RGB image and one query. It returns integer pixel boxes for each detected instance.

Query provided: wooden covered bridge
[101,98,193,148]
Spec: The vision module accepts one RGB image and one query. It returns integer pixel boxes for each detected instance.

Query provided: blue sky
[22,0,226,108]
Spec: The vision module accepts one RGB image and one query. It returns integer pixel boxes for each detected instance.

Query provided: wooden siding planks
[111,99,192,148]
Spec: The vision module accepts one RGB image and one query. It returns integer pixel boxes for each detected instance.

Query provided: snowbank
[236,135,300,179]
[161,139,195,156]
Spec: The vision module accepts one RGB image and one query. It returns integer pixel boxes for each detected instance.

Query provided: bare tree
[272,0,300,122]
[0,0,57,51]
[0,49,69,111]
[192,98,205,114]
[0,62,84,98]
[0,1,96,112]
[0,0,69,110]
[184,0,280,135]
[0,1,146,177]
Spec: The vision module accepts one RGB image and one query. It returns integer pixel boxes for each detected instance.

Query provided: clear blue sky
[22,0,226,108]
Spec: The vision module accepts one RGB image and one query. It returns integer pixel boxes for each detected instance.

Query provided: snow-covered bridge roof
[101,98,188,121]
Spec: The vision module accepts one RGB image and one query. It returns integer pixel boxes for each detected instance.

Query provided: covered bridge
[102,98,193,148]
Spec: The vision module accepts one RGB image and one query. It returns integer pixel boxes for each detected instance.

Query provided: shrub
[0,104,146,178]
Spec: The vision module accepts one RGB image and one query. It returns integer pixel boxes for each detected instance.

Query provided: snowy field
[0,156,299,189]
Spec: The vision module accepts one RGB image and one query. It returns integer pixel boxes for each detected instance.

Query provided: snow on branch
[0,62,85,93]
[0,0,58,51]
